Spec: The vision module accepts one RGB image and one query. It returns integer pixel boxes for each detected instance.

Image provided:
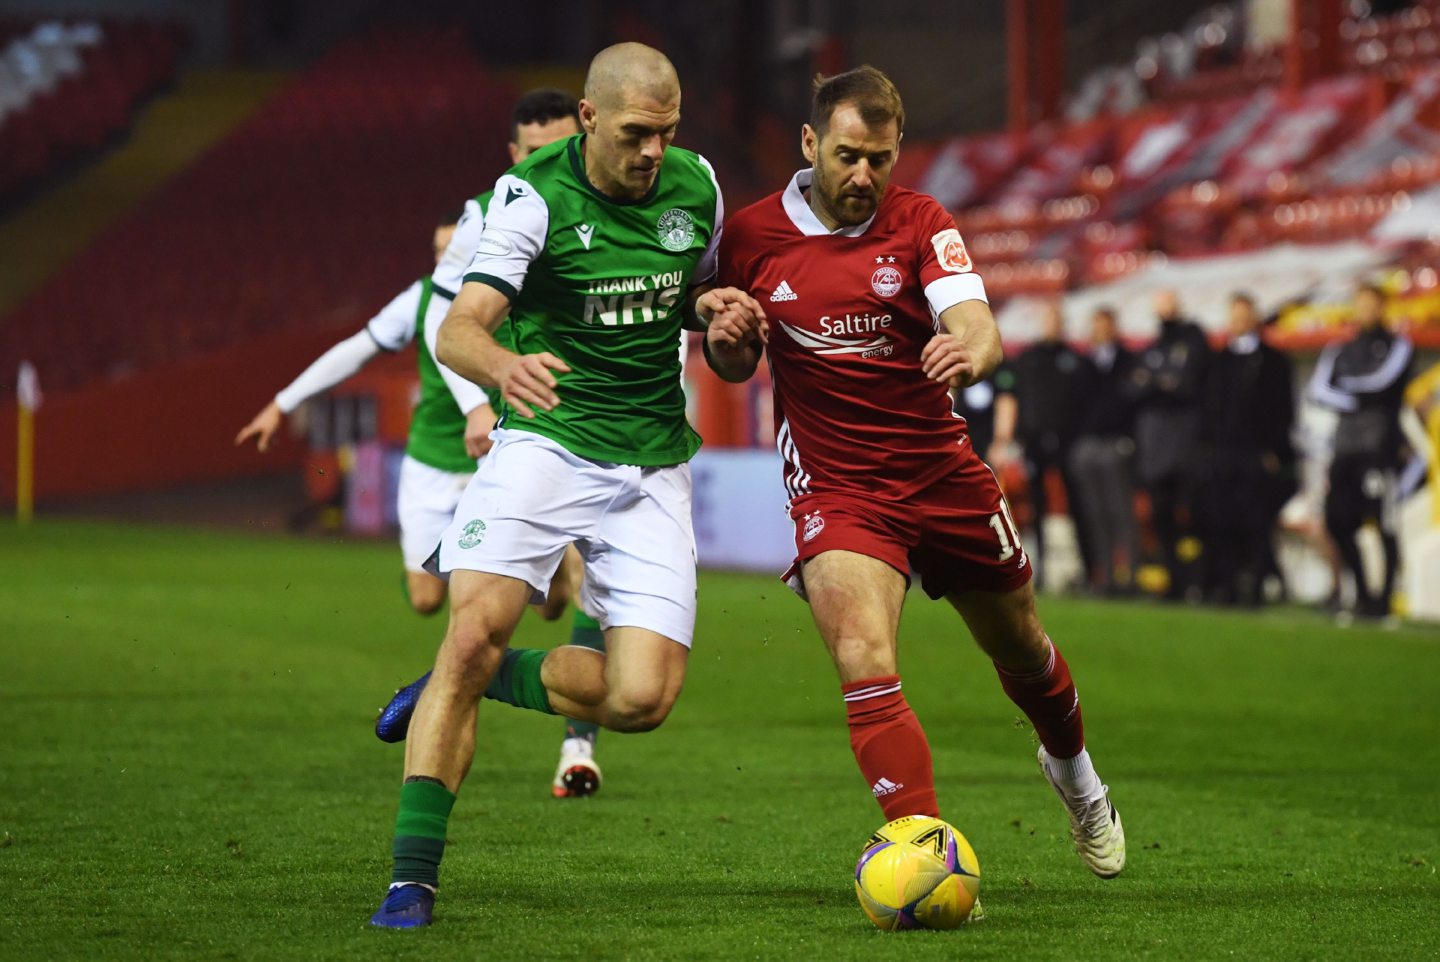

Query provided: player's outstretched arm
[694,284,767,383]
[923,300,1004,389]
[234,328,383,451]
[438,281,571,418]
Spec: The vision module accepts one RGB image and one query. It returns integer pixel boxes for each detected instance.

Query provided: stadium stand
[890,1,1440,342]
[0,18,184,201]
[0,26,513,395]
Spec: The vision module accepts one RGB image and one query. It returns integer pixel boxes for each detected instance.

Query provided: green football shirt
[463,134,722,466]
[405,277,476,474]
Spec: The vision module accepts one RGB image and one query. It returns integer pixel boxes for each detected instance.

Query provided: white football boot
[1038,746,1126,878]
[551,737,602,799]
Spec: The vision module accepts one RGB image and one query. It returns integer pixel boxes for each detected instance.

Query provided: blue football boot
[375,671,431,743]
[369,883,434,928]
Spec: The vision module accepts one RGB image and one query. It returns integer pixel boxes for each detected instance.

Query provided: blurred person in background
[990,300,1095,590]
[238,90,604,799]
[1068,306,1140,595]
[952,379,997,456]
[1128,288,1210,600]
[1400,358,1440,500]
[1308,284,1413,622]
[235,209,490,616]
[1198,292,1296,606]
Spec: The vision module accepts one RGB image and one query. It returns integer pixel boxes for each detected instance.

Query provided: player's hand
[499,352,571,419]
[700,287,768,351]
[464,404,498,457]
[921,333,976,388]
[986,439,1019,469]
[234,401,285,452]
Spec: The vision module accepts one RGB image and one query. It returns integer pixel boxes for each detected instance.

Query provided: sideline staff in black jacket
[991,301,1095,589]
[1308,284,1413,620]
[1069,306,1140,593]
[1129,289,1211,599]
[1199,293,1296,605]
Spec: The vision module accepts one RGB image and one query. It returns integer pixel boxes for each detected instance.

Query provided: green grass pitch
[1,519,1437,961]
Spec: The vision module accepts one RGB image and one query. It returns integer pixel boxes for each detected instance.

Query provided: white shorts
[428,429,698,647]
[397,455,474,572]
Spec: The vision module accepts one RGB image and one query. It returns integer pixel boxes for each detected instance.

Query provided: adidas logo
[769,280,798,302]
[872,777,903,797]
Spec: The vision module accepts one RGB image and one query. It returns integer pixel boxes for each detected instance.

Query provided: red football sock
[842,675,939,820]
[994,638,1085,759]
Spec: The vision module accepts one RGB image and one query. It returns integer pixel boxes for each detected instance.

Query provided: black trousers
[1023,443,1092,589]
[1325,453,1400,613]
[1198,450,1294,605]
[1143,468,1200,598]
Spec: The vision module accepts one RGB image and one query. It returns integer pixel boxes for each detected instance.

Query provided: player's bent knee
[438,608,511,682]
[406,572,447,616]
[603,689,675,733]
[532,598,568,622]
[410,592,446,616]
[827,633,896,681]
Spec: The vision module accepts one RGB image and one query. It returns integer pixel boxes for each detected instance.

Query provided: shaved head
[577,43,683,200]
[584,42,679,109]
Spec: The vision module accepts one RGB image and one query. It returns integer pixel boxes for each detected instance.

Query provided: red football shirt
[718,169,989,501]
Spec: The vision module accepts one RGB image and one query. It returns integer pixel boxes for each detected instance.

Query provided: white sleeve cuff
[925,273,988,316]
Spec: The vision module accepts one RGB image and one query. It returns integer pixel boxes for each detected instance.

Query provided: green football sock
[391,778,456,887]
[563,610,605,743]
[484,648,556,715]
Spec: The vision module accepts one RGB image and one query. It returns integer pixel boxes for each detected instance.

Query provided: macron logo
[575,224,596,250]
[769,280,798,302]
[872,777,903,797]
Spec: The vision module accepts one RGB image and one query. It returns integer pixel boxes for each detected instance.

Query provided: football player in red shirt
[705,66,1124,879]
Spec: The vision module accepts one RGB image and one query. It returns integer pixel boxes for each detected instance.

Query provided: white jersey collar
[782,168,878,237]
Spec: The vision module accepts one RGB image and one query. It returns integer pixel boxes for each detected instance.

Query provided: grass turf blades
[1,519,1437,960]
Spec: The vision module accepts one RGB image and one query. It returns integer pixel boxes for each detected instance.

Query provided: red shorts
[783,443,1033,599]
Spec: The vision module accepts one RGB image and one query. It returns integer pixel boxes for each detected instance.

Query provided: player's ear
[801,124,818,164]
[507,142,521,164]
[579,99,600,136]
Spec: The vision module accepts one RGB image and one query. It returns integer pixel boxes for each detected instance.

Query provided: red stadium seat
[0,27,515,394]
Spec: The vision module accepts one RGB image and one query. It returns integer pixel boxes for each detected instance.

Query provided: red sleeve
[913,196,976,290]
[717,214,750,290]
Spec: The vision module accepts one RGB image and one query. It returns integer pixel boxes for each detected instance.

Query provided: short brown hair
[811,65,905,137]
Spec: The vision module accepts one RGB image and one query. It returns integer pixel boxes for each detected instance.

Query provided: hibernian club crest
[657,208,695,251]
[457,519,487,549]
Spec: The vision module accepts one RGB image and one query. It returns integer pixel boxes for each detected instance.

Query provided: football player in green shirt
[370,43,764,928]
